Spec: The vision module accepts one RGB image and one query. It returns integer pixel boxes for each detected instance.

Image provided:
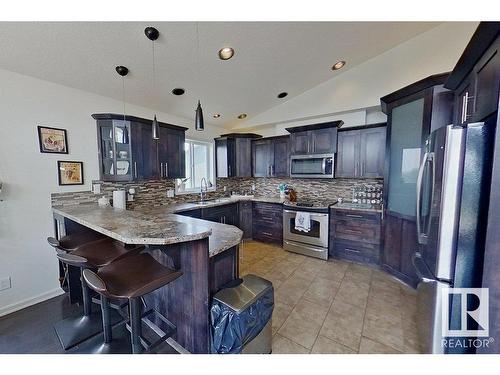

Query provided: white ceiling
[0,22,439,128]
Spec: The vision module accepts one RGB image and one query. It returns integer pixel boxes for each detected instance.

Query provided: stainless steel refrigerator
[413,119,495,354]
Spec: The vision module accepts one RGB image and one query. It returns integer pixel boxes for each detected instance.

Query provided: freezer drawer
[413,252,450,354]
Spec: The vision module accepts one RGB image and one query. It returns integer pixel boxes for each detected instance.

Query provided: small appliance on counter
[282,200,334,260]
[112,190,127,210]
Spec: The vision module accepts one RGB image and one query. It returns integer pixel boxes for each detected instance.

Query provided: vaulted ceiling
[0,22,440,128]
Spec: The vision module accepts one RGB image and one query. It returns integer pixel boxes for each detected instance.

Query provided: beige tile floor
[239,240,420,354]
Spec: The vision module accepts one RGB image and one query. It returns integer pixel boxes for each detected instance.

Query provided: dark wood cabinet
[252,202,283,245]
[252,136,290,177]
[157,126,185,179]
[238,201,253,239]
[329,208,382,265]
[215,133,261,178]
[286,121,342,155]
[380,73,453,287]
[201,203,238,225]
[446,24,500,127]
[336,125,386,178]
[93,113,187,182]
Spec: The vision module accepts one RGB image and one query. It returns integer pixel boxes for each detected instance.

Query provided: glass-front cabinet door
[387,98,426,218]
[99,119,133,181]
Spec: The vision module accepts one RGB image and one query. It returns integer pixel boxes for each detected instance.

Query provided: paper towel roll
[112,190,126,210]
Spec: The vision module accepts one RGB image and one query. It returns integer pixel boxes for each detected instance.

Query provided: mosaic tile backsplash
[51,177,383,209]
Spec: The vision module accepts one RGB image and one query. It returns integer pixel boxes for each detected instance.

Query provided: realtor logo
[442,288,489,337]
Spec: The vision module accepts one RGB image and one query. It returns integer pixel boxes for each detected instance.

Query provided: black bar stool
[48,236,143,350]
[83,253,183,354]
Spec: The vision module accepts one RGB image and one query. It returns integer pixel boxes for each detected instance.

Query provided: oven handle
[283,209,328,218]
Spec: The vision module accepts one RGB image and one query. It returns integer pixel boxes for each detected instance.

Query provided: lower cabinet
[238,201,253,239]
[252,202,283,245]
[329,208,382,265]
[201,203,238,225]
[176,208,202,219]
[381,214,419,287]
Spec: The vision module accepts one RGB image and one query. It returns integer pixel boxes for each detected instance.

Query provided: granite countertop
[52,204,243,257]
[152,196,284,213]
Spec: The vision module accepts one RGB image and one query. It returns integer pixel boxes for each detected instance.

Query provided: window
[175,139,216,194]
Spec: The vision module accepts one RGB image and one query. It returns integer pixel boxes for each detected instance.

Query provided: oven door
[283,209,329,248]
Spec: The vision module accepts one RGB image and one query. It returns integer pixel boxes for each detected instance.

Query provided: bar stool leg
[130,298,143,354]
[81,269,92,316]
[101,296,113,343]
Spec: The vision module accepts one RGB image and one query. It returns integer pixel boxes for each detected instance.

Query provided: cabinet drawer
[252,223,282,244]
[253,202,282,221]
[331,218,381,244]
[332,240,380,264]
[331,209,381,223]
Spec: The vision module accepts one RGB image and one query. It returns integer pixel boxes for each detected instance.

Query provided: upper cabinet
[336,125,386,179]
[379,73,454,287]
[215,133,262,178]
[93,113,187,182]
[445,23,500,126]
[252,136,290,177]
[286,121,343,155]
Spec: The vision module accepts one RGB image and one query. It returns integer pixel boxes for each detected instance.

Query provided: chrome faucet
[200,177,208,202]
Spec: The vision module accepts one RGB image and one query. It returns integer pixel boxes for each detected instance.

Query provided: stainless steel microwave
[290,154,335,178]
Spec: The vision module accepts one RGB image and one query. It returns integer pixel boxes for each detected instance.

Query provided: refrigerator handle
[424,152,436,240]
[416,152,429,245]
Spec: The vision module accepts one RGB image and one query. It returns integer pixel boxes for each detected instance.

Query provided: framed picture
[58,161,84,186]
[38,126,68,154]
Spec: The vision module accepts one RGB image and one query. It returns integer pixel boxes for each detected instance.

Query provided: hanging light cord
[121,75,126,122]
[152,38,156,104]
[196,22,200,103]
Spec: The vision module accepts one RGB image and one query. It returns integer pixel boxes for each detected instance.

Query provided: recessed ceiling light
[237,113,247,119]
[172,88,185,95]
[213,113,221,118]
[219,47,235,60]
[277,92,288,99]
[332,60,346,70]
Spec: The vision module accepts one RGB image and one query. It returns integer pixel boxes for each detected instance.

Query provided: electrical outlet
[93,183,101,195]
[223,186,227,192]
[0,277,11,291]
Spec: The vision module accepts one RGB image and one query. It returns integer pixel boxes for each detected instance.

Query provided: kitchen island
[52,203,243,354]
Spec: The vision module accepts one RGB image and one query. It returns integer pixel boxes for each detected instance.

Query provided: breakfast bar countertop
[52,204,243,257]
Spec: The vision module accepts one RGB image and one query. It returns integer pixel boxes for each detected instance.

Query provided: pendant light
[195,23,204,131]
[145,26,160,139]
[115,65,129,144]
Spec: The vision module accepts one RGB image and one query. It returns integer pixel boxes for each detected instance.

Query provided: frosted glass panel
[388,98,425,217]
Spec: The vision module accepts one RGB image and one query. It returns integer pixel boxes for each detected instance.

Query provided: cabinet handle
[223,216,226,224]
[160,163,164,178]
[228,165,231,176]
[165,162,168,178]
[344,248,360,253]
[461,93,467,124]
[343,229,363,234]
[271,165,275,176]
[134,162,138,179]
[262,231,272,236]
[346,214,364,218]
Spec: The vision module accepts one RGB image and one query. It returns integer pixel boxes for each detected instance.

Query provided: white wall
[231,22,478,134]
[0,68,226,316]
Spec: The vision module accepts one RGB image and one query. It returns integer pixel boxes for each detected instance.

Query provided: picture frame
[57,161,84,186]
[38,126,68,154]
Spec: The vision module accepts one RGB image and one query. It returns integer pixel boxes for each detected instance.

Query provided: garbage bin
[210,274,274,354]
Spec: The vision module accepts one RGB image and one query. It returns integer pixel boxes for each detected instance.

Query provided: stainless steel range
[282,201,332,260]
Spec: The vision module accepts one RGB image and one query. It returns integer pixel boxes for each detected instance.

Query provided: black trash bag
[210,286,274,354]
